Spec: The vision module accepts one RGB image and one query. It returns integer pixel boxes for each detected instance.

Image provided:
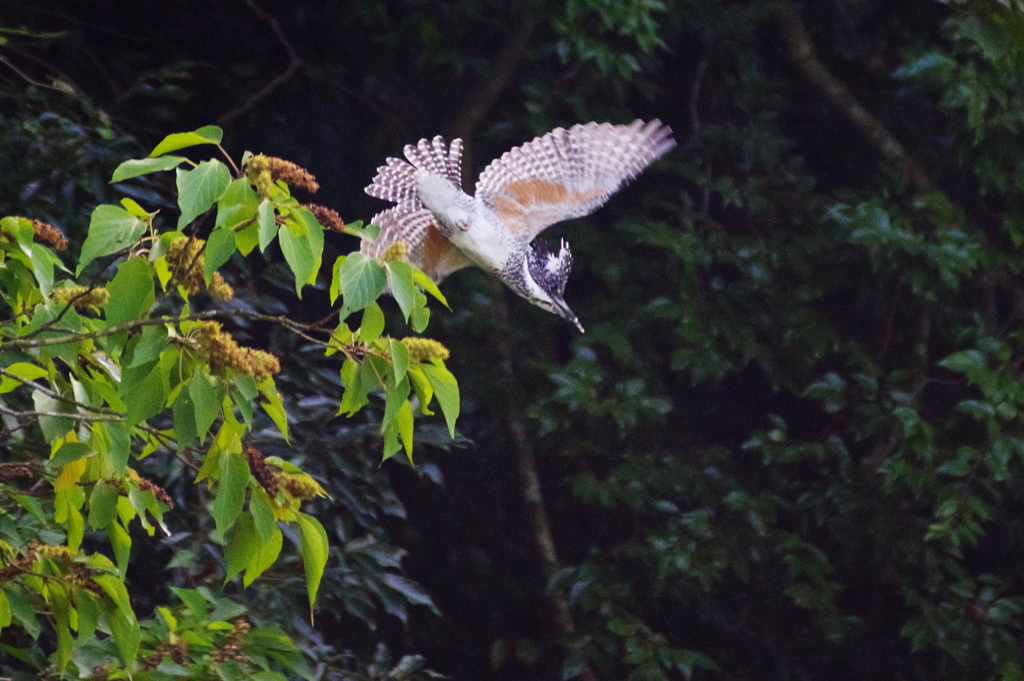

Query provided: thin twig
[772,1,934,193]
[218,0,304,125]
[0,402,123,422]
[446,7,538,151]
[0,54,60,90]
[488,280,599,681]
[0,368,122,415]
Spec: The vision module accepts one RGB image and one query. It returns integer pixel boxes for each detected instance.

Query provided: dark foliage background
[4,0,1024,679]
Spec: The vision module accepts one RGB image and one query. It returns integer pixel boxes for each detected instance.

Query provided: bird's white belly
[447,218,513,272]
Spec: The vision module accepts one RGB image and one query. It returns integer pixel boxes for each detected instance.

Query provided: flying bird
[363,119,675,331]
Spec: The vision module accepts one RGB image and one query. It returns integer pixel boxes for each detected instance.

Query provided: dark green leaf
[77,205,146,275]
[204,228,236,283]
[111,155,186,183]
[214,453,251,535]
[176,159,231,229]
[296,512,329,613]
[105,256,155,327]
[150,125,223,156]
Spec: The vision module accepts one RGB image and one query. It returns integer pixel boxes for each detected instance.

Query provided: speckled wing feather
[365,135,464,202]
[364,136,470,282]
[474,119,675,243]
[362,201,472,283]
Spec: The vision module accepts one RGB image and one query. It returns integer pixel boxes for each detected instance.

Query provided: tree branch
[218,0,304,125]
[489,282,598,681]
[445,10,538,148]
[0,402,124,422]
[0,307,333,352]
[772,1,934,193]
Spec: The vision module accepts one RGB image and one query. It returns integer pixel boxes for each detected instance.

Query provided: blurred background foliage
[4,0,1024,679]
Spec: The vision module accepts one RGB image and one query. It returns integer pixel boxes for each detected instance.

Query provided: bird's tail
[364,136,464,203]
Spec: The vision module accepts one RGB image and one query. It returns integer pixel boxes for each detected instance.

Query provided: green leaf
[6,584,42,639]
[0,590,10,638]
[102,599,141,665]
[34,391,74,442]
[127,324,169,368]
[122,360,167,426]
[105,256,155,327]
[0,361,47,393]
[27,243,57,296]
[386,261,417,321]
[64,494,85,551]
[338,358,370,416]
[412,267,449,308]
[359,302,385,342]
[383,417,402,461]
[216,178,260,229]
[335,252,387,320]
[170,588,209,618]
[120,197,150,219]
[411,304,430,333]
[260,379,289,442]
[244,526,283,587]
[204,228,236,283]
[50,584,72,669]
[213,453,251,535]
[381,573,438,611]
[279,216,317,296]
[76,590,100,642]
[78,205,147,275]
[939,349,986,374]
[110,521,131,575]
[382,373,411,436]
[48,441,92,471]
[408,365,434,416]
[249,484,277,542]
[397,399,414,462]
[173,387,198,452]
[150,125,223,156]
[330,254,347,304]
[94,573,133,617]
[89,481,120,530]
[295,512,329,615]
[257,199,277,251]
[225,513,258,583]
[421,362,460,437]
[111,155,187,183]
[176,159,231,229]
[190,371,225,443]
[389,337,409,385]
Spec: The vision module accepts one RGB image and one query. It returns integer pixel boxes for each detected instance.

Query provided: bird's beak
[553,298,585,333]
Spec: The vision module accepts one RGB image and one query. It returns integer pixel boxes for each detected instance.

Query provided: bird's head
[524,239,584,332]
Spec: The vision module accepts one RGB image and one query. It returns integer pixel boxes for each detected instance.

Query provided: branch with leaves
[0,124,460,676]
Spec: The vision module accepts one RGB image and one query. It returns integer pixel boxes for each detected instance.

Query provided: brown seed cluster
[0,461,39,482]
[0,541,99,593]
[52,285,111,308]
[304,203,345,233]
[127,469,175,509]
[400,337,450,363]
[141,640,188,671]
[2,217,68,251]
[245,154,319,195]
[245,446,278,497]
[210,618,250,663]
[31,219,68,251]
[194,321,281,381]
[165,236,234,300]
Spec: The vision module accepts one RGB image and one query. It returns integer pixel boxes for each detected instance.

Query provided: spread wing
[362,201,473,283]
[474,119,675,243]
